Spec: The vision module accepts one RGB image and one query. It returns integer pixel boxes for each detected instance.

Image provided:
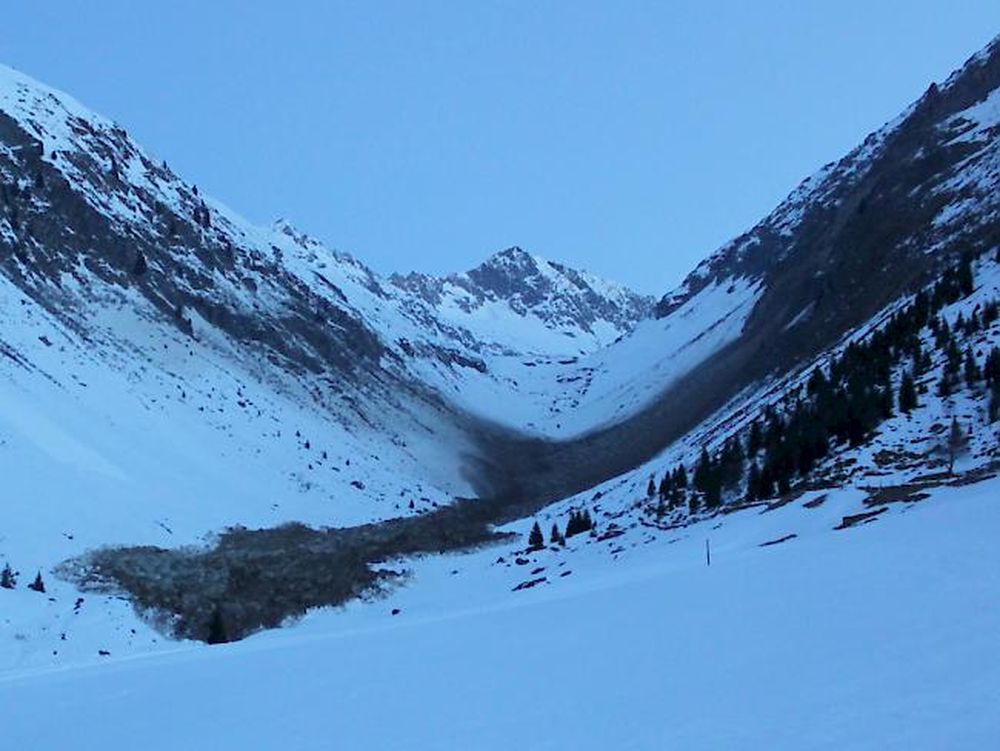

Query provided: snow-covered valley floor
[2,477,998,750]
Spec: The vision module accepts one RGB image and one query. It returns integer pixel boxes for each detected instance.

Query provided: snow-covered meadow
[2,477,998,749]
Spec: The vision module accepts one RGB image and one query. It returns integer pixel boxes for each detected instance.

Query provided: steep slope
[0,60,651,525]
[467,33,1000,505]
[3,33,1000,660]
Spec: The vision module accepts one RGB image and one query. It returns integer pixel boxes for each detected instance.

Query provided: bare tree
[940,416,970,475]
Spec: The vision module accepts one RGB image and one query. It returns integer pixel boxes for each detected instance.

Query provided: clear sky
[2,2,999,294]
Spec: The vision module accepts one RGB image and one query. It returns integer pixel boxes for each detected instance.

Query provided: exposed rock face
[0,75,386,386]
[391,246,654,354]
[2,34,1000,514]
[658,35,1000,330]
[471,34,1000,505]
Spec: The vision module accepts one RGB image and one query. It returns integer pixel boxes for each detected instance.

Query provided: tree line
[644,251,996,518]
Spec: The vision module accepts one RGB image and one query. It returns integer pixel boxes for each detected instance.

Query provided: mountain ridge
[2,34,1000,655]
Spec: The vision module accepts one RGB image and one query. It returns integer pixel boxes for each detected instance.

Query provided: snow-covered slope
[3,476,998,750]
[391,246,653,356]
[420,274,763,437]
[2,29,1000,707]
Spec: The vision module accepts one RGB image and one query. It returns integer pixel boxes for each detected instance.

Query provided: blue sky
[3,2,999,293]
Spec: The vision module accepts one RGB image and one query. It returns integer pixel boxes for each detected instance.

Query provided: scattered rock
[512,577,547,592]
[759,533,797,547]
[835,507,888,530]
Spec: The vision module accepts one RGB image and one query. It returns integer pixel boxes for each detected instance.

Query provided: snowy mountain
[459,33,1000,507]
[2,33,1000,748]
[391,246,653,355]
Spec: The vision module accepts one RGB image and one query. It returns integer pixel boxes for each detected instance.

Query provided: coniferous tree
[746,462,762,502]
[27,571,45,593]
[527,521,545,550]
[646,477,656,498]
[550,523,564,546]
[964,347,982,387]
[985,346,1000,386]
[983,300,999,326]
[777,474,791,496]
[673,464,688,489]
[935,318,952,350]
[937,374,951,398]
[990,383,1000,423]
[693,446,712,493]
[565,509,594,539]
[958,253,974,298]
[132,251,148,277]
[658,473,672,502]
[899,370,919,413]
[746,420,763,456]
[0,563,15,589]
[564,513,578,539]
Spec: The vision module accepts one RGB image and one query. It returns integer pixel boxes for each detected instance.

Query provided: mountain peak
[388,247,653,355]
[480,245,535,266]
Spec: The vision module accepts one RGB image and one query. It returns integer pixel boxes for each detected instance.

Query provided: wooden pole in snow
[706,538,711,567]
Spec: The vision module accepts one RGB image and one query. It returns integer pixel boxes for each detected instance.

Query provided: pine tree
[985,346,1000,386]
[527,521,544,550]
[899,370,919,413]
[693,446,712,494]
[658,473,672,502]
[0,563,15,589]
[957,253,974,298]
[746,420,763,456]
[132,251,148,277]
[646,477,656,498]
[27,571,45,593]
[550,523,564,546]
[746,462,762,502]
[937,369,955,399]
[964,347,982,387]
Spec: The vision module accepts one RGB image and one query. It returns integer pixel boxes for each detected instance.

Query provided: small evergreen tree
[0,563,15,589]
[957,253,974,298]
[746,420,763,456]
[746,462,762,502]
[27,571,45,593]
[937,371,954,399]
[646,477,656,498]
[899,370,919,413]
[132,251,148,277]
[550,523,564,546]
[658,473,672,502]
[964,347,982,387]
[527,521,544,550]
